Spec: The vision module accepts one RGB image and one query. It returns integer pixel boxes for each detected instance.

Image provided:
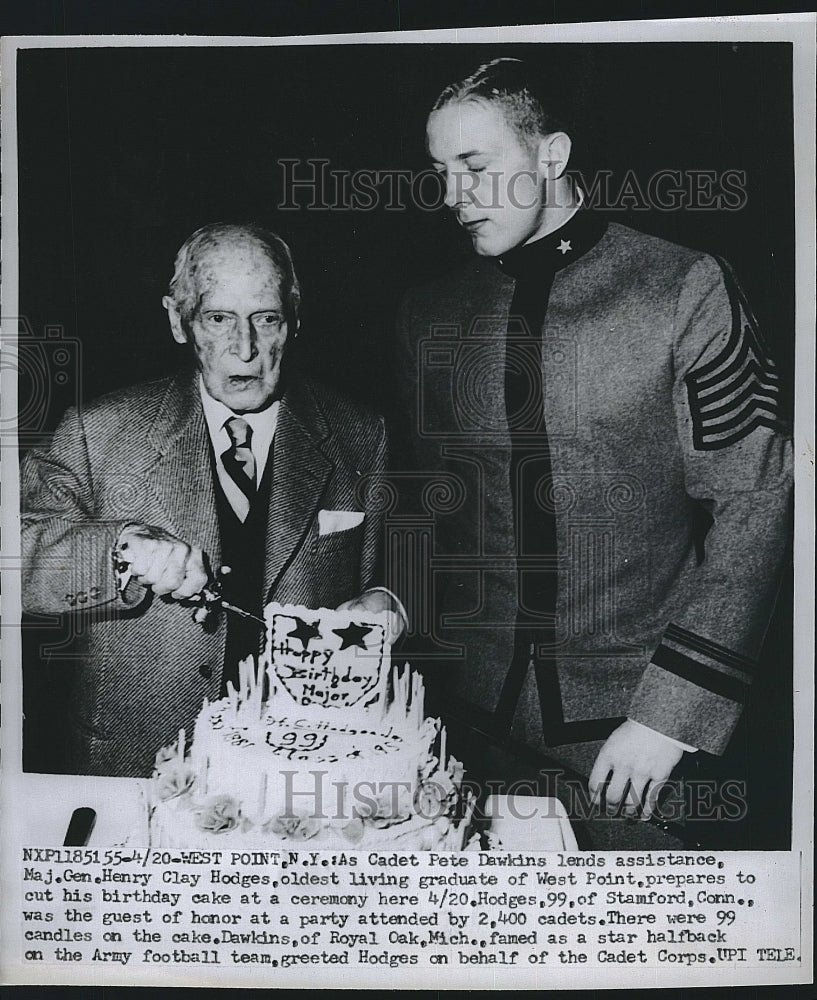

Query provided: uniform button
[199,664,213,679]
[77,592,88,604]
[65,593,76,606]
[89,586,100,598]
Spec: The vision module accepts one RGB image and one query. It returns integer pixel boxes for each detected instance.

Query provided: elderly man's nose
[233,318,257,361]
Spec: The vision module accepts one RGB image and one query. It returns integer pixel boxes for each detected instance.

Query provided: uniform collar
[497,204,608,279]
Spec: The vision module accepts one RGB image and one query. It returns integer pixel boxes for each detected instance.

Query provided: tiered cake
[149,604,476,849]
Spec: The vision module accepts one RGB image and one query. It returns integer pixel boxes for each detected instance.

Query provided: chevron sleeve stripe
[684,258,788,451]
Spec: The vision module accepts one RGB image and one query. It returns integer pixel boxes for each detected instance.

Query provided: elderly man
[22,222,399,776]
[395,59,792,847]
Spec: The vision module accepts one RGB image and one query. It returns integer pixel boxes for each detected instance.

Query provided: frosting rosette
[263,812,321,840]
[338,817,366,844]
[193,794,241,834]
[154,760,195,802]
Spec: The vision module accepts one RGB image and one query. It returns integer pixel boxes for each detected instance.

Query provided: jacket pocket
[312,524,364,602]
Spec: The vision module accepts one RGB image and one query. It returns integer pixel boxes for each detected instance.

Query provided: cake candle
[227,681,238,715]
[257,771,267,818]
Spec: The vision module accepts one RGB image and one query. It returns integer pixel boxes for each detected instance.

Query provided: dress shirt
[199,378,278,517]
[198,379,408,632]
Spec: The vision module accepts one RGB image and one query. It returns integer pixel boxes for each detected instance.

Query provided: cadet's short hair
[431,57,571,148]
[167,222,301,330]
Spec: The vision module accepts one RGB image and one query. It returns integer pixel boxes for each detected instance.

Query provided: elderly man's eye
[256,314,281,327]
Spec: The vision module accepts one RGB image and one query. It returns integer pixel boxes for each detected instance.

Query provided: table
[10,773,577,850]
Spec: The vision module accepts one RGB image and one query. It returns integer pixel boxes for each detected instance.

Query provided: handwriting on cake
[268,612,386,708]
[208,712,403,763]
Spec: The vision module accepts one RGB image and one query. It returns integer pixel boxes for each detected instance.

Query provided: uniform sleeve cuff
[626,717,697,753]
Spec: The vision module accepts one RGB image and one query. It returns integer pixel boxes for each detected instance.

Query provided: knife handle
[63,807,97,846]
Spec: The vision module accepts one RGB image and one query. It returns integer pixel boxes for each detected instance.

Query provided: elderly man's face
[170,240,290,413]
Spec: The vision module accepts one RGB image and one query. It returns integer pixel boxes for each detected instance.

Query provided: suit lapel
[146,371,221,567]
[263,381,332,598]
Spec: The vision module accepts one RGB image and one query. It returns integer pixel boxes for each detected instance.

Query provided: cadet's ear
[537,131,572,181]
[163,295,188,345]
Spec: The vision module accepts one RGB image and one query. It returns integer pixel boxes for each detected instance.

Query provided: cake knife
[114,553,265,627]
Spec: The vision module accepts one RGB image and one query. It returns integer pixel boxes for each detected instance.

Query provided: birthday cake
[148,603,477,849]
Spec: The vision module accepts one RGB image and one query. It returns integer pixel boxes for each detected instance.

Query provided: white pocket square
[318,509,365,535]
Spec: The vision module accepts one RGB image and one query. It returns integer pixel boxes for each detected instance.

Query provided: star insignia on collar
[332,621,373,651]
[288,617,322,650]
[557,239,572,255]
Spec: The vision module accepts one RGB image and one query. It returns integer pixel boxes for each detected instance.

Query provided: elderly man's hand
[117,524,209,600]
[588,719,685,820]
[336,590,406,645]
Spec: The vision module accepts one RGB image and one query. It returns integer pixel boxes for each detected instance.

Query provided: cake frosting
[149,603,477,849]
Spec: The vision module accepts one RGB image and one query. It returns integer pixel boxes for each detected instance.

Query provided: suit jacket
[21,370,387,776]
[395,221,791,767]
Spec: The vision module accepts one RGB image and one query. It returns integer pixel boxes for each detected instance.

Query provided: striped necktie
[222,416,257,519]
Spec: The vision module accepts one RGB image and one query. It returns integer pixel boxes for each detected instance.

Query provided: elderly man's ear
[163,295,189,345]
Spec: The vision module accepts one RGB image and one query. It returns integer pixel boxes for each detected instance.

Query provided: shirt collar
[198,377,280,446]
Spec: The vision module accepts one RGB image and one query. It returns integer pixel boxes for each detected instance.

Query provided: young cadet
[395,59,792,848]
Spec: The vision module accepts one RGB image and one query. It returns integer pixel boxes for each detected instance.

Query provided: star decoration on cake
[558,239,572,255]
[288,617,322,650]
[332,622,373,650]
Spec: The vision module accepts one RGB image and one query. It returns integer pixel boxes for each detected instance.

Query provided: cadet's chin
[468,230,506,258]
[472,240,505,259]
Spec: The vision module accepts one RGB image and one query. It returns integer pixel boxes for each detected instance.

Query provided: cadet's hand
[588,719,685,820]
[336,590,406,644]
[117,524,208,600]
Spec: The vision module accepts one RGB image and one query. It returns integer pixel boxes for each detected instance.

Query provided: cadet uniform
[395,210,792,837]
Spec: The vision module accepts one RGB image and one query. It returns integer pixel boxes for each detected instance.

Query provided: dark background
[16,41,795,848]
[16,42,796,424]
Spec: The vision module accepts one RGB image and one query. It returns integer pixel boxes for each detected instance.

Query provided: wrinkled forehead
[193,237,286,297]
